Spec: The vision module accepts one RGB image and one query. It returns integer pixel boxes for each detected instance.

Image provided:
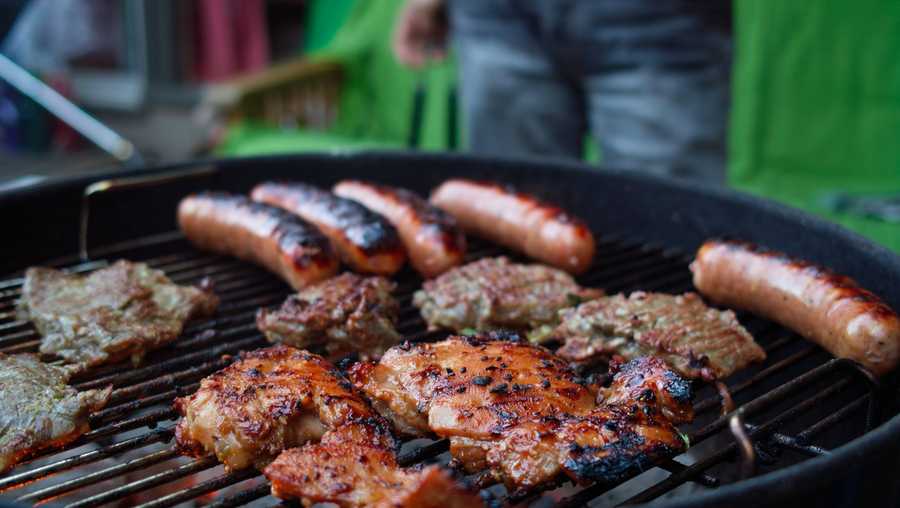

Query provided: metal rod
[64,456,220,508]
[0,428,173,491]
[0,53,137,162]
[133,469,260,508]
[729,411,757,479]
[16,449,179,503]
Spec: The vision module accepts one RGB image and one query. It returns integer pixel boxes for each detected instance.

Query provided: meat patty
[0,353,111,473]
[18,260,218,368]
[349,333,693,493]
[413,257,603,340]
[556,292,766,380]
[256,272,401,360]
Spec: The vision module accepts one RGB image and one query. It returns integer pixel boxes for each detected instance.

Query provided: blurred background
[0,0,897,250]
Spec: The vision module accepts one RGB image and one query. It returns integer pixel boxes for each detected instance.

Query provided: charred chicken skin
[349,333,693,493]
[175,345,477,506]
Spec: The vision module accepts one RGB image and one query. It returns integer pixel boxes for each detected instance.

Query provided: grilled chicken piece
[0,353,111,473]
[266,425,482,508]
[175,345,477,506]
[256,273,401,360]
[18,261,218,368]
[175,345,367,470]
[556,292,766,380]
[349,333,693,493]
[413,257,603,340]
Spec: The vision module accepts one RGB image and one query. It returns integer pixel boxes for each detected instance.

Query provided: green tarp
[730,0,900,250]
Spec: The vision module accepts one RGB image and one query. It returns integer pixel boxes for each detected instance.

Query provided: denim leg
[585,59,731,184]
[451,1,585,159]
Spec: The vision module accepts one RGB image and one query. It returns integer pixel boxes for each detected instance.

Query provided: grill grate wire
[0,231,889,508]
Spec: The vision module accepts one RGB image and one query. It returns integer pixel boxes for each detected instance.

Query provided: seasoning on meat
[555,292,766,380]
[349,333,693,493]
[256,272,402,360]
[266,426,482,508]
[0,353,111,473]
[412,257,603,340]
[174,344,478,506]
[18,260,219,368]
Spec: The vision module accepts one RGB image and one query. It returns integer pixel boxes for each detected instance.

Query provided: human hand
[392,0,448,68]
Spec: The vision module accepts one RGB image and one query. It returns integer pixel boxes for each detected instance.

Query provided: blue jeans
[450,0,732,184]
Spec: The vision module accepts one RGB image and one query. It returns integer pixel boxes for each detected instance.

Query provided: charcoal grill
[1,152,899,507]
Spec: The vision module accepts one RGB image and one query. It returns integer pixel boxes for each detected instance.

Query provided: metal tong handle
[80,165,218,261]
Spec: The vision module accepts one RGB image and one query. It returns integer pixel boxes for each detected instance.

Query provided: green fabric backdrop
[730,0,900,250]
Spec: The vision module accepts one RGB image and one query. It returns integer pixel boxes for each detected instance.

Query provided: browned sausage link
[429,179,596,274]
[251,182,406,276]
[333,180,466,278]
[690,239,900,376]
[178,192,339,290]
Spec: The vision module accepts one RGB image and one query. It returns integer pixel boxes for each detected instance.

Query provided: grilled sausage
[178,192,338,290]
[429,179,595,274]
[251,182,406,276]
[333,180,466,278]
[690,239,900,376]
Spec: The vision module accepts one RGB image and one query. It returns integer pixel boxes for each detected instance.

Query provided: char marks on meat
[256,273,401,360]
[413,257,602,340]
[173,344,476,506]
[556,292,766,380]
[0,353,111,473]
[349,334,692,492]
[174,345,367,471]
[18,260,218,368]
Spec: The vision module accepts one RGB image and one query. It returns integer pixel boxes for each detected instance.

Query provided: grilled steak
[18,261,218,368]
[349,333,693,493]
[256,273,401,360]
[412,257,603,340]
[0,353,111,473]
[556,292,766,380]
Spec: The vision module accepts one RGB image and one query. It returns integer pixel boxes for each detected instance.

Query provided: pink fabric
[194,0,270,82]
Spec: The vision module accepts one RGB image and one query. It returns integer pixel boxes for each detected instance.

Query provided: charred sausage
[429,179,595,274]
[333,180,466,278]
[690,239,900,376]
[178,192,338,290]
[251,182,406,276]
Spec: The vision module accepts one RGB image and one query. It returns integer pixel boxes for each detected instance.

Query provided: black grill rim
[1,150,900,507]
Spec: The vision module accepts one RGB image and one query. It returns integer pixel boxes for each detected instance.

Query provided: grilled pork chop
[18,261,218,367]
[556,292,766,380]
[0,353,111,473]
[349,333,693,493]
[413,257,603,340]
[256,272,401,360]
[174,345,477,506]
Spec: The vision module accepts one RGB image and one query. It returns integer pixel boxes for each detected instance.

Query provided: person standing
[393,0,732,184]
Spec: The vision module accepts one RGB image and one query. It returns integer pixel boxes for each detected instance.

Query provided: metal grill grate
[0,231,888,508]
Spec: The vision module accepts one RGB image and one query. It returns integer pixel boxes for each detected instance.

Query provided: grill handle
[80,166,218,261]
